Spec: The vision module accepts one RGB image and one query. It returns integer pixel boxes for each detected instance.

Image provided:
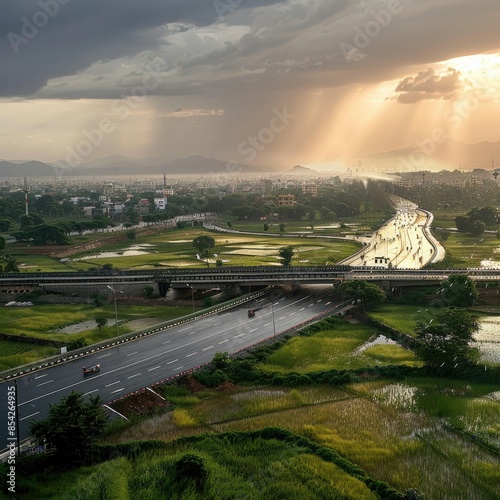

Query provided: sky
[1,0,500,172]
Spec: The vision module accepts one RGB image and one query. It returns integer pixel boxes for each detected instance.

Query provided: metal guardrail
[0,288,275,382]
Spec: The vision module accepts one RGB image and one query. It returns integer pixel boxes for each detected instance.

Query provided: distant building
[154,197,168,210]
[278,194,295,206]
[301,181,318,196]
[134,198,151,216]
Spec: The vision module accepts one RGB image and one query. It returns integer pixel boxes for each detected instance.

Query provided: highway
[0,284,342,449]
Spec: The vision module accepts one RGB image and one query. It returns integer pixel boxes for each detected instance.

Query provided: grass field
[0,303,196,368]
[67,227,362,270]
[258,322,421,373]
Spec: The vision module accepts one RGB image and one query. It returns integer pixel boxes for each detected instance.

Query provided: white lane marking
[289,312,296,316]
[249,328,258,332]
[84,389,100,396]
[110,388,124,394]
[189,331,197,335]
[308,303,314,307]
[279,316,286,320]
[264,322,272,327]
[33,374,47,380]
[202,345,214,351]
[174,366,183,371]
[162,340,171,344]
[127,373,141,379]
[186,352,197,357]
[212,322,221,326]
[178,326,193,332]
[37,380,53,387]
[218,339,229,344]
[300,307,305,311]
[235,333,244,338]
[325,301,331,306]
[167,359,179,365]
[97,353,112,359]
[148,366,161,372]
[127,351,138,356]
[105,381,121,387]
[21,298,315,407]
[316,299,323,303]
[20,412,39,421]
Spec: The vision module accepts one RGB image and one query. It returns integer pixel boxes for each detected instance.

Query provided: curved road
[1,284,342,449]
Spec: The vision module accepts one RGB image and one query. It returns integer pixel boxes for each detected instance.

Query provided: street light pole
[187,284,194,314]
[271,301,276,336]
[106,285,118,335]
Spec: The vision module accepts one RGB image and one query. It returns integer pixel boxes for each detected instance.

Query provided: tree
[438,275,479,307]
[279,246,294,266]
[192,235,216,254]
[339,280,386,305]
[126,229,136,240]
[415,308,480,375]
[30,391,108,467]
[95,316,107,330]
[0,254,19,273]
[0,219,11,231]
[0,236,5,252]
[467,219,485,236]
[263,223,269,232]
[143,285,155,298]
[215,259,223,267]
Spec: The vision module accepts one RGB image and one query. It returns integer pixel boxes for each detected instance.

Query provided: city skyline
[1,0,500,172]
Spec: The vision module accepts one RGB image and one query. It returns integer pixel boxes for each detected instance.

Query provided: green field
[258,322,421,373]
[0,303,196,369]
[65,227,361,270]
[9,313,500,499]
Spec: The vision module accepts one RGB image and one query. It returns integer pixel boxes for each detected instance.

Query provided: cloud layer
[1,0,500,166]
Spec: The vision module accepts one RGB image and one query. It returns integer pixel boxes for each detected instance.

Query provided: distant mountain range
[0,155,268,178]
[1,139,499,178]
[362,139,500,171]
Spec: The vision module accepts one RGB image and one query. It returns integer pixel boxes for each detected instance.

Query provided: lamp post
[271,301,276,336]
[186,284,194,314]
[106,285,118,335]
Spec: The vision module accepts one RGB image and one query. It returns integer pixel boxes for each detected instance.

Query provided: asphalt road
[0,284,341,449]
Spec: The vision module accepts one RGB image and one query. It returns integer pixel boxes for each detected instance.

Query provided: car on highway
[82,364,100,375]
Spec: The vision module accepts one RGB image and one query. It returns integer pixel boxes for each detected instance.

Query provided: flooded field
[475,316,500,365]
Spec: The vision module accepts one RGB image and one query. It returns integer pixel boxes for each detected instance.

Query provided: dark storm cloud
[0,0,283,97]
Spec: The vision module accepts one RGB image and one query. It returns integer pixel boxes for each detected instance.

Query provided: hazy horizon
[2,1,500,173]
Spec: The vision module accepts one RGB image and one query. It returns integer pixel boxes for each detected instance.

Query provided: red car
[82,364,100,375]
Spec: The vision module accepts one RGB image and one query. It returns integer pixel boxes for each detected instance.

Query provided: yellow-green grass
[0,340,59,371]
[432,209,468,229]
[70,227,361,269]
[0,303,196,366]
[440,231,500,267]
[213,397,499,498]
[350,377,500,446]
[258,324,419,374]
[226,213,389,236]
[25,437,377,500]
[10,254,73,272]
[368,304,439,336]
